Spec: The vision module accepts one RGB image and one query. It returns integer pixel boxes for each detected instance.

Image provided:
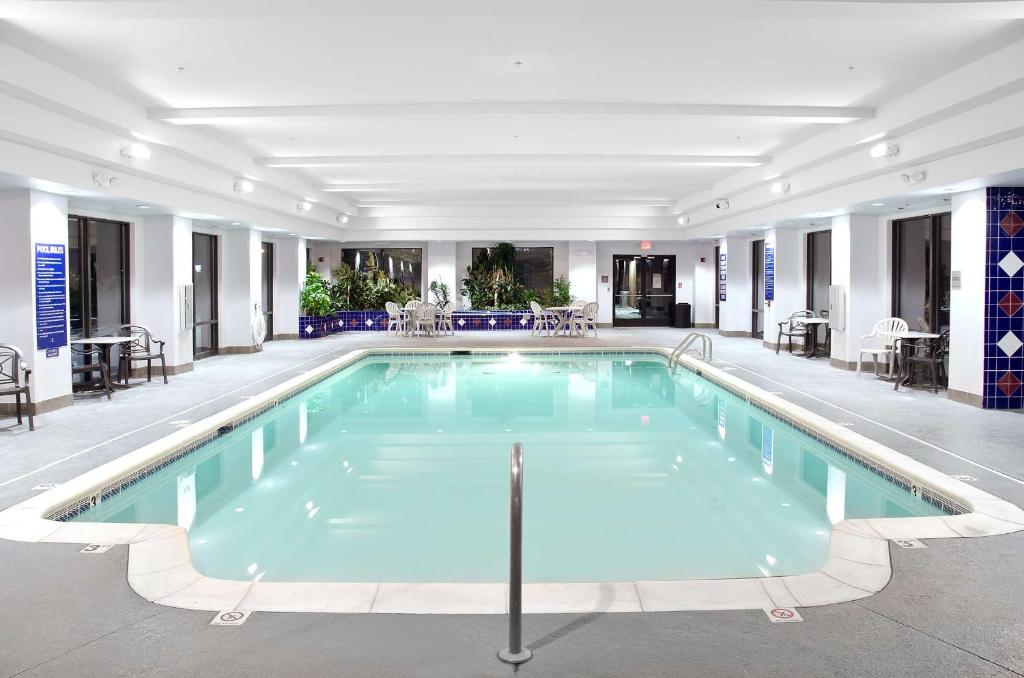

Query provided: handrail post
[498,442,532,665]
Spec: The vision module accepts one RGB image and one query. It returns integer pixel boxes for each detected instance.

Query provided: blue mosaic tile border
[51,349,965,521]
[983,187,1024,409]
[299,310,538,338]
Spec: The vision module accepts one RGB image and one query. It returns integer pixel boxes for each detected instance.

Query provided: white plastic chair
[415,303,438,337]
[385,301,404,336]
[571,302,599,337]
[530,301,553,336]
[437,302,454,336]
[857,317,908,377]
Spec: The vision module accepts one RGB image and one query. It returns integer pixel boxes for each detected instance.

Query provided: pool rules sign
[35,243,68,354]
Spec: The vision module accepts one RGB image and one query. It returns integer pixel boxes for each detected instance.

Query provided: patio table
[70,336,134,392]
[545,306,578,336]
[801,318,830,358]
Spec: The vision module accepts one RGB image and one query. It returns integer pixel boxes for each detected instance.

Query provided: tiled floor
[2,329,1024,677]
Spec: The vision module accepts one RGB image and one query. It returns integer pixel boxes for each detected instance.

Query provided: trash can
[674,303,692,328]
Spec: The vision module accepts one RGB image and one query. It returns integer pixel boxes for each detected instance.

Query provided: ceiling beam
[260,154,770,168]
[151,102,874,123]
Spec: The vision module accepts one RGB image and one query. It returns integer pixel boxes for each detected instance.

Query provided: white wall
[595,241,715,325]
[219,229,262,351]
[425,241,457,306]
[829,214,883,366]
[948,189,986,401]
[719,236,754,334]
[0,189,72,410]
[134,215,194,368]
[568,241,597,305]
[274,236,305,337]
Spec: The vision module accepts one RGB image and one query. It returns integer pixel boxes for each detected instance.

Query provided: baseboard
[0,393,73,416]
[762,339,808,352]
[719,330,753,338]
[129,362,193,378]
[273,333,300,341]
[829,358,858,371]
[694,323,717,329]
[947,388,984,408]
[220,345,261,355]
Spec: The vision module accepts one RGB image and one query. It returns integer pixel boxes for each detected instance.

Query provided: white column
[425,241,457,306]
[0,189,72,414]
[220,229,262,353]
[568,241,597,304]
[948,188,987,406]
[692,247,717,327]
[829,214,883,369]
[274,236,305,339]
[763,228,804,350]
[134,215,194,371]
[718,237,752,336]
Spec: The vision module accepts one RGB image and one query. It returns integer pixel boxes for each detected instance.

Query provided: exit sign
[640,241,652,250]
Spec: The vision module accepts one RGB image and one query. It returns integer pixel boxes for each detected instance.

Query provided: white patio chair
[529,301,553,336]
[385,301,404,336]
[415,303,438,337]
[857,317,908,377]
[437,302,454,336]
[571,302,599,337]
[571,299,586,308]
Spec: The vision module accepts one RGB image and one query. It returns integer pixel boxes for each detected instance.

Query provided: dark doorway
[611,255,676,326]
[892,213,951,333]
[261,241,274,341]
[806,230,832,316]
[192,233,219,359]
[751,239,765,339]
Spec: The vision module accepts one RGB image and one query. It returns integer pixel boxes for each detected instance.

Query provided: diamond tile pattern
[984,190,1024,409]
[999,251,1023,277]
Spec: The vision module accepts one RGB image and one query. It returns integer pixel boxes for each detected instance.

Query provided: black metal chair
[776,310,814,355]
[895,331,949,393]
[117,324,168,385]
[818,309,831,355]
[71,344,113,400]
[0,343,34,431]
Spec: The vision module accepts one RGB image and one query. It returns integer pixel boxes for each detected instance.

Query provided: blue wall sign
[35,242,68,350]
[764,244,775,302]
[718,253,727,301]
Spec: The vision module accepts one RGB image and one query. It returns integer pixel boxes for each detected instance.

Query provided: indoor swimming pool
[68,351,949,584]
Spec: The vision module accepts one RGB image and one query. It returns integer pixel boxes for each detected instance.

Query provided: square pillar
[718,237,752,336]
[273,236,305,340]
[133,215,194,371]
[425,241,457,306]
[948,189,986,405]
[829,214,883,369]
[220,229,262,353]
[762,228,803,350]
[0,189,72,415]
[568,241,597,304]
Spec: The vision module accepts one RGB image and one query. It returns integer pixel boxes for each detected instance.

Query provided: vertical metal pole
[498,442,532,665]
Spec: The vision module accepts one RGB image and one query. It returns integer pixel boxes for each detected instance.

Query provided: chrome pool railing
[670,332,713,368]
[497,442,532,665]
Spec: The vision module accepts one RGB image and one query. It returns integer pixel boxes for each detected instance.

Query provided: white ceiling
[1,0,1021,213]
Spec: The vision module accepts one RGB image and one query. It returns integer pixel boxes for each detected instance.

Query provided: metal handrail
[498,442,532,665]
[670,332,713,367]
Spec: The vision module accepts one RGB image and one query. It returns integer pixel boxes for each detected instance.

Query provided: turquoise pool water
[75,352,944,583]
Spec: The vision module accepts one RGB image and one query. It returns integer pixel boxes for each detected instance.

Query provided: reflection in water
[78,355,946,583]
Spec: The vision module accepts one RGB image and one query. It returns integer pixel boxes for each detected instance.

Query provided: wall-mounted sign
[718,253,727,301]
[951,270,961,290]
[640,241,652,251]
[34,243,67,351]
[600,275,609,283]
[764,244,775,301]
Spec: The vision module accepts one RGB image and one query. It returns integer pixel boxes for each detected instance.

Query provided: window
[471,246,554,292]
[892,213,951,332]
[341,247,423,291]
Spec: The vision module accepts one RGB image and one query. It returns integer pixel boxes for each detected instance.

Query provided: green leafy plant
[299,269,333,317]
[552,275,572,306]
[429,280,451,307]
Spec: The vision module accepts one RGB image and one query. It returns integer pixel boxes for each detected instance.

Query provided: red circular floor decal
[769,608,795,620]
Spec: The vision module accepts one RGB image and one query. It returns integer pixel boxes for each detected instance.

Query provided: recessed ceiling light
[136,204,151,209]
[871,203,885,207]
[234,179,254,193]
[869,141,899,159]
[121,142,151,161]
[297,201,313,212]
[770,181,791,195]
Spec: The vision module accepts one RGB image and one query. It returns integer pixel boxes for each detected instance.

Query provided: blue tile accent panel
[299,310,535,338]
[984,187,1024,409]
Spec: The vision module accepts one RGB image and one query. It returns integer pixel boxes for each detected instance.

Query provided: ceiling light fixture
[120,142,151,161]
[337,214,349,224]
[137,204,151,209]
[869,141,899,159]
[92,172,118,188]
[677,214,690,225]
[297,201,313,212]
[901,170,927,185]
[770,181,791,195]
[234,179,254,193]
[871,202,885,207]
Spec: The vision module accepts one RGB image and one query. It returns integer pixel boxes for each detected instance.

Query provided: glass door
[611,255,676,326]
[192,233,219,359]
[68,216,130,378]
[261,241,274,341]
[892,213,951,332]
[751,239,765,338]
